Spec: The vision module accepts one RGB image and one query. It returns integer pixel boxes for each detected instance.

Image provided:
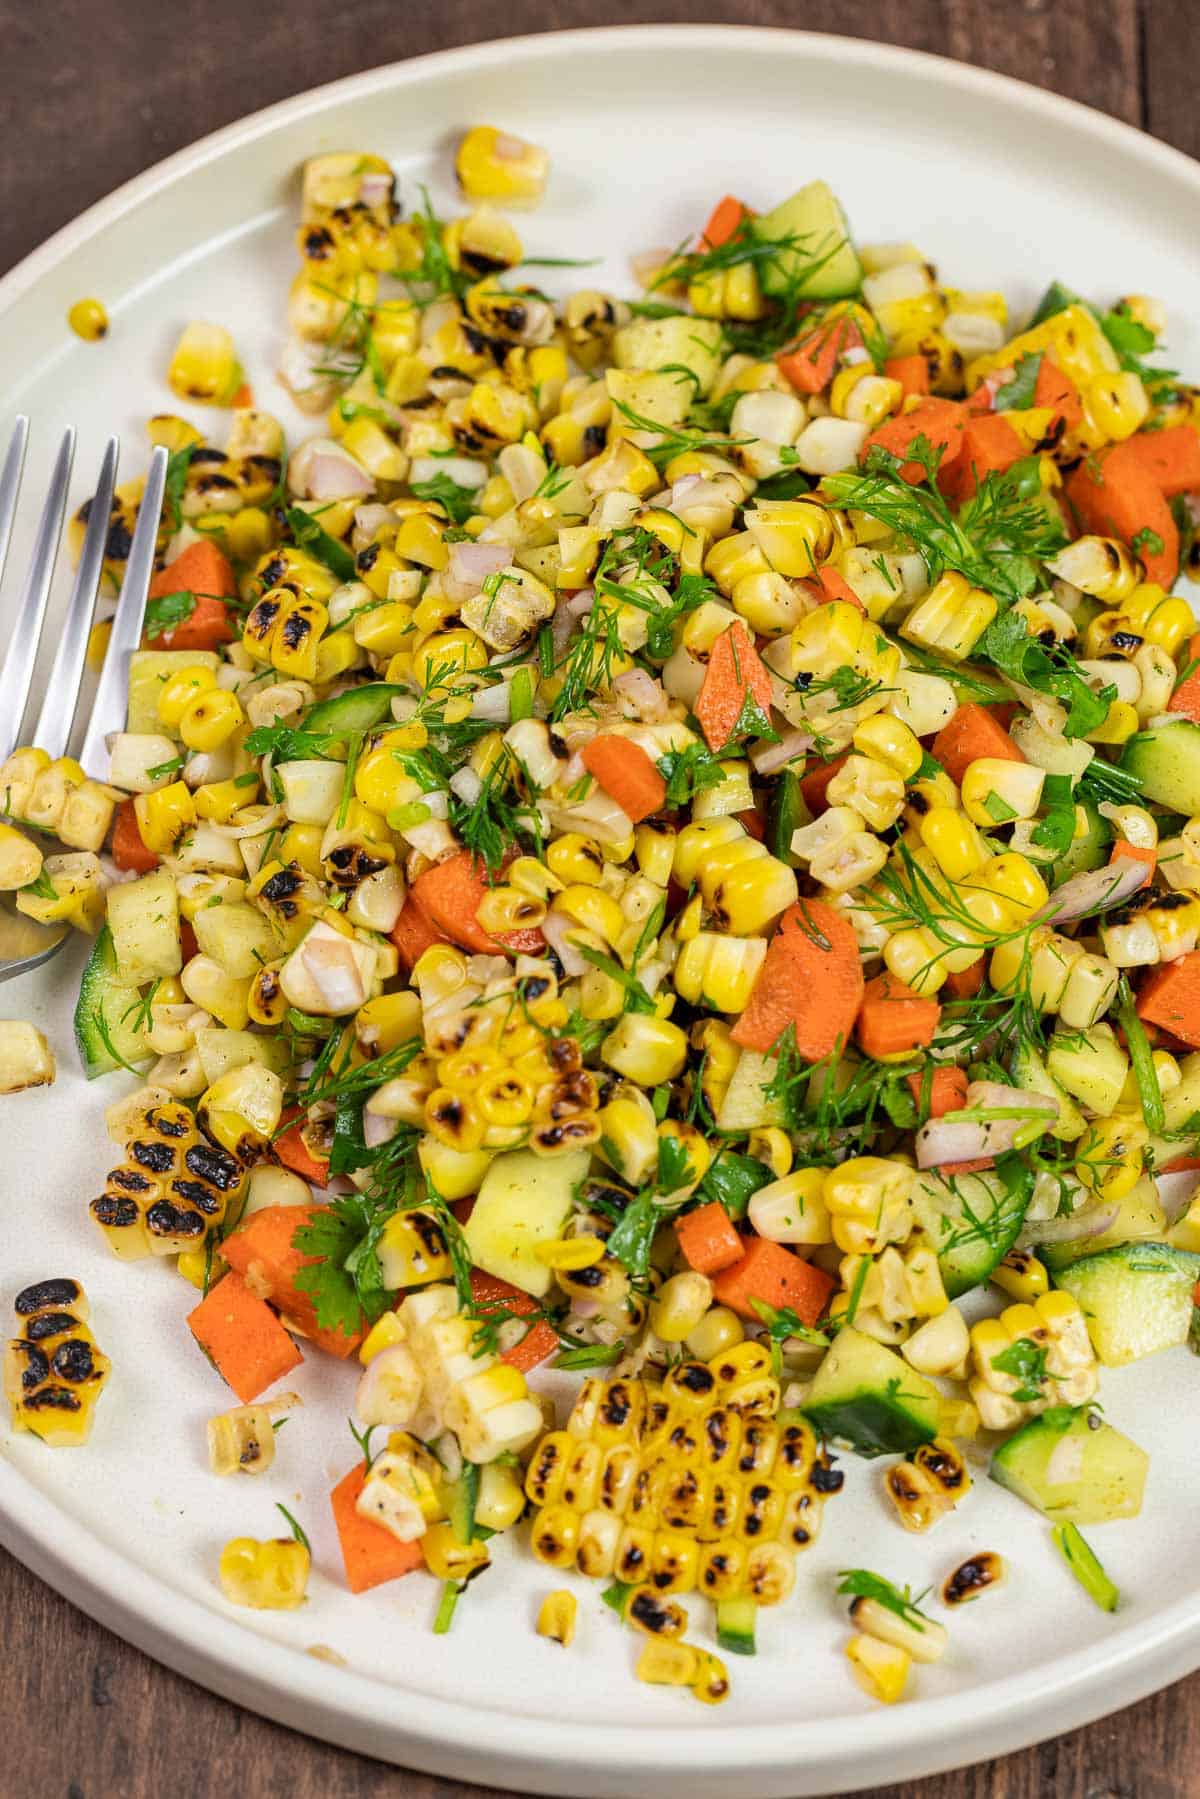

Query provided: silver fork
[0,420,168,981]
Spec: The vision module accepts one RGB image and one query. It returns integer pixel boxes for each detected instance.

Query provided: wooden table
[4,0,1198,1792]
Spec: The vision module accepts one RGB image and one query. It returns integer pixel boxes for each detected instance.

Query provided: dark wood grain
[2,0,1197,1793]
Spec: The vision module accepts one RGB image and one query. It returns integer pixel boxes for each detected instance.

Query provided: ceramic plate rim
[3,24,1200,1790]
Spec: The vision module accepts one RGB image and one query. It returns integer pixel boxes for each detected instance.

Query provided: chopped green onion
[1051,1523,1118,1612]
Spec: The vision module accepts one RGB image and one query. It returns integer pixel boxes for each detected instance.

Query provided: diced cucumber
[1045,1023,1128,1117]
[752,181,863,301]
[73,925,151,1079]
[1053,796,1111,879]
[1052,1521,1119,1611]
[990,1404,1148,1523]
[1121,720,1200,815]
[1039,1175,1166,1272]
[611,316,725,397]
[769,769,808,867]
[1052,1241,1200,1365]
[463,1148,591,1298]
[302,683,408,735]
[1011,1043,1088,1142]
[715,1597,757,1656]
[802,1326,940,1457]
[444,1462,480,1545]
[910,1158,1033,1298]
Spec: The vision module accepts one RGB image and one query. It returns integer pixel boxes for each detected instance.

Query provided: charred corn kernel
[961,758,1045,829]
[0,822,42,890]
[900,1305,969,1378]
[1077,1114,1147,1202]
[602,1013,688,1085]
[685,1307,744,1361]
[673,932,767,1013]
[376,1208,453,1288]
[901,572,997,660]
[975,851,1049,917]
[358,1312,408,1365]
[1086,700,1138,745]
[456,125,549,204]
[68,297,108,341]
[218,1537,309,1609]
[650,1272,714,1343]
[1130,589,1195,659]
[636,1640,701,1688]
[1087,369,1150,441]
[4,1279,110,1446]
[536,1590,577,1647]
[823,1157,914,1255]
[207,1403,281,1475]
[747,1127,792,1179]
[179,688,245,752]
[168,322,242,405]
[690,1649,732,1705]
[849,1594,947,1663]
[919,806,989,880]
[134,782,196,854]
[194,779,252,824]
[991,1247,1049,1302]
[157,664,218,727]
[884,1439,971,1533]
[846,1633,911,1704]
[271,596,328,681]
[534,1234,606,1271]
[969,1292,1097,1430]
[553,884,625,946]
[853,714,923,780]
[1046,535,1140,601]
[475,1460,526,1533]
[86,618,112,668]
[747,1168,831,1246]
[422,1523,491,1581]
[90,1099,245,1259]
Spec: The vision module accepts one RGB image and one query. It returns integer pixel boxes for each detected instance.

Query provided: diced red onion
[916,1084,1058,1168]
[751,729,813,776]
[353,502,394,540]
[212,804,285,840]
[631,247,673,287]
[1036,856,1150,925]
[363,1110,398,1149]
[613,667,669,722]
[289,437,374,501]
[445,540,510,599]
[1019,1202,1121,1245]
[566,586,595,618]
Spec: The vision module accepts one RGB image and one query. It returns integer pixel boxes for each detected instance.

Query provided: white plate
[2,26,1200,1798]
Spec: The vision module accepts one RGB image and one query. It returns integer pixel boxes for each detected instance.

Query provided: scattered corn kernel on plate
[4,24,1200,1798]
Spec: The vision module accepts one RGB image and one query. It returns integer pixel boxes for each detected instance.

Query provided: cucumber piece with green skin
[802,1326,940,1457]
[769,769,807,866]
[1052,796,1111,879]
[715,1597,757,1657]
[444,1462,480,1545]
[911,1157,1033,1298]
[302,683,408,735]
[1052,1241,1200,1364]
[990,1404,1148,1523]
[1011,1043,1088,1142]
[752,182,863,301]
[1120,720,1200,814]
[74,925,151,1079]
[1038,1175,1166,1272]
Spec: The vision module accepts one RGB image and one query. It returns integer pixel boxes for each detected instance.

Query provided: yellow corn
[4,1278,110,1446]
[218,1537,310,1608]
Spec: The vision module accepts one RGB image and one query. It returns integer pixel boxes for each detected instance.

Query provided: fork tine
[31,436,121,759]
[0,417,30,593]
[0,425,74,758]
[79,444,168,782]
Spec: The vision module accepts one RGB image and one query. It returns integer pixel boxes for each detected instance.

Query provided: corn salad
[8,132,1200,1706]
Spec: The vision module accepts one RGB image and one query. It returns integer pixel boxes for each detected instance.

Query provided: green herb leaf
[285,506,356,581]
[976,610,1114,739]
[410,473,479,526]
[275,1503,311,1553]
[1051,1521,1119,1612]
[995,352,1043,411]
[836,1569,932,1631]
[143,589,198,639]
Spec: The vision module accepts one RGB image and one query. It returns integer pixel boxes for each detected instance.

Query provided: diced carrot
[330,1461,424,1594]
[675,1201,745,1275]
[468,1270,558,1373]
[863,398,967,485]
[389,893,450,970]
[965,375,1002,415]
[939,1156,996,1177]
[1162,1154,1200,1175]
[857,971,941,1059]
[695,619,775,752]
[1066,451,1179,588]
[940,413,1025,504]
[732,899,865,1060]
[799,753,849,817]
[409,852,545,957]
[712,1237,834,1325]
[272,1111,329,1186]
[700,195,751,250]
[776,316,863,396]
[580,734,667,824]
[230,382,254,409]
[931,703,1025,788]
[813,566,865,611]
[1034,354,1083,430]
[943,958,984,999]
[906,1064,968,1119]
[187,1271,303,1404]
[144,542,238,650]
[885,355,930,400]
[1137,950,1200,1048]
[111,797,158,873]
[1168,632,1200,723]
[222,1204,362,1358]
[1110,841,1156,878]
[1108,425,1200,499]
